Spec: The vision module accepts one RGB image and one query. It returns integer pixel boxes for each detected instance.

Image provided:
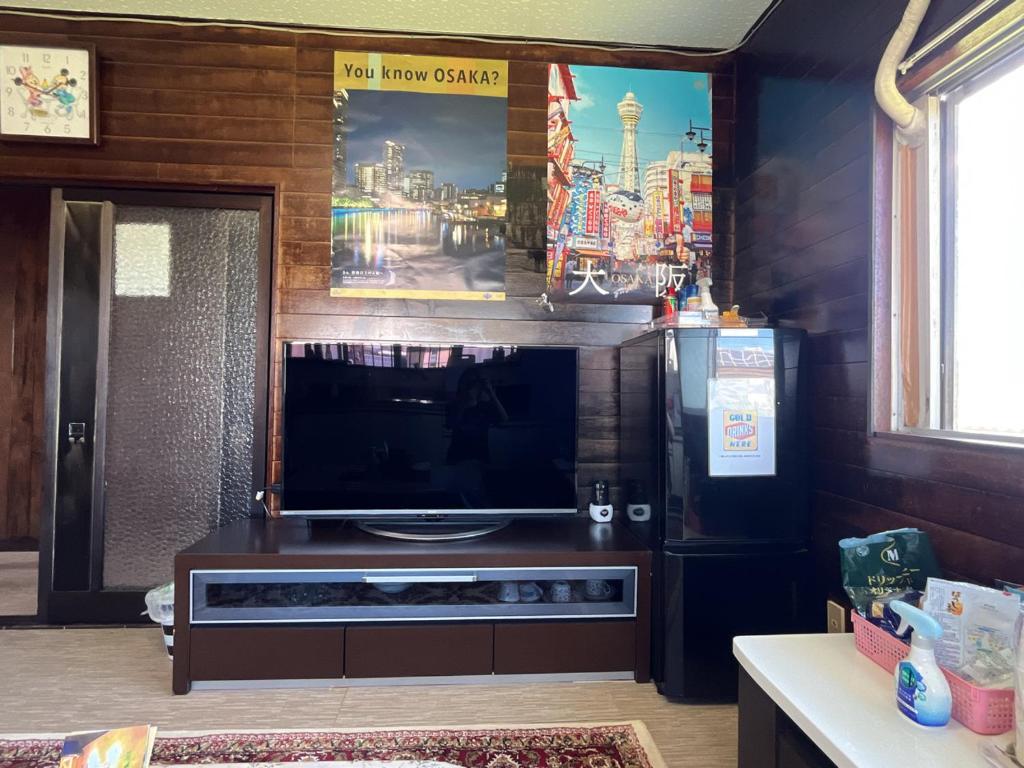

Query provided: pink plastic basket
[851,611,1015,735]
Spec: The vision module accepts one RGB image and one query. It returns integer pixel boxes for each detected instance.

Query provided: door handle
[67,422,87,445]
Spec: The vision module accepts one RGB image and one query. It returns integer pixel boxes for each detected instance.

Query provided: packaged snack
[870,589,923,640]
[995,579,1024,602]
[838,528,940,616]
[923,577,1021,688]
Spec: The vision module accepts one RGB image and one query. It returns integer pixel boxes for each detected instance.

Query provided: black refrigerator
[620,327,815,702]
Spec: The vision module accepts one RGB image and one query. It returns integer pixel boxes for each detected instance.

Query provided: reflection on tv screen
[281,343,578,517]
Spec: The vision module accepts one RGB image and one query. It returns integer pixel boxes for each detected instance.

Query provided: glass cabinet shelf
[190,566,637,623]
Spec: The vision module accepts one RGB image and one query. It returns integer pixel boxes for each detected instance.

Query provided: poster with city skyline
[546,64,713,303]
[331,52,508,300]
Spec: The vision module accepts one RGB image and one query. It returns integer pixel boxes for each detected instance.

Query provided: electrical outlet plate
[826,600,847,633]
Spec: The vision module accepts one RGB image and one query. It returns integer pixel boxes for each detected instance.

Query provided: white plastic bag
[143,582,174,625]
[924,578,1020,687]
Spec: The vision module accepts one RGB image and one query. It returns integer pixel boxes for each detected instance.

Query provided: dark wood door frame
[38,186,275,624]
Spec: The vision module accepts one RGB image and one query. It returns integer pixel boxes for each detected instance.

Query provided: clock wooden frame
[0,38,99,145]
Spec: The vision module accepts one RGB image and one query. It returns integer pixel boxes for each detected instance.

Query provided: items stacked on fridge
[620,327,814,702]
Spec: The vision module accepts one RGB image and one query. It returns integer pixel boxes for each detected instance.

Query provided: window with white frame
[944,54,1024,438]
[886,18,1024,444]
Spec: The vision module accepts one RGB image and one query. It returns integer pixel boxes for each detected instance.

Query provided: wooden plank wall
[734,0,1024,597]
[0,186,49,544]
[0,12,736,513]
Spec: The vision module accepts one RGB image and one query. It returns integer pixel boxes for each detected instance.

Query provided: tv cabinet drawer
[190,627,344,681]
[494,621,636,675]
[345,624,493,678]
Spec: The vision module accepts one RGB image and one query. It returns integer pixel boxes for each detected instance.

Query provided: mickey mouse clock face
[1,42,98,144]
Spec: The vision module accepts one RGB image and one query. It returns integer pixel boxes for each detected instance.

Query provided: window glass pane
[102,205,259,589]
[114,222,171,297]
[952,58,1024,437]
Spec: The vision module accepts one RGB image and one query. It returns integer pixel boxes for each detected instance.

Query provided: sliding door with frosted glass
[42,190,271,622]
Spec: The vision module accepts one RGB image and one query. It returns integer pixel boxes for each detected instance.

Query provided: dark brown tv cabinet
[173,517,652,694]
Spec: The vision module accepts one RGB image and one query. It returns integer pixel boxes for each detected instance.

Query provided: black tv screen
[281,342,579,519]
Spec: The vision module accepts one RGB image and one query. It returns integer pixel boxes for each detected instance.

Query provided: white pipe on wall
[876,0,932,145]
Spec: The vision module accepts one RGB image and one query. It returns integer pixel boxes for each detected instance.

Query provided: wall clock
[1,40,98,144]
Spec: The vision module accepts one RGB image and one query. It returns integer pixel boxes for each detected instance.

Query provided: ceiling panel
[6,0,775,50]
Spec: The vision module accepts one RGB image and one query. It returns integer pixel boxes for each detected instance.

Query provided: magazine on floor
[60,725,157,768]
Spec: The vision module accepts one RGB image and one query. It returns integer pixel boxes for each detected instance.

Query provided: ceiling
[5,0,776,50]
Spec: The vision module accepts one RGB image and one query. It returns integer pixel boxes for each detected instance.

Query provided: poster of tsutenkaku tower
[546,64,713,303]
[330,52,508,300]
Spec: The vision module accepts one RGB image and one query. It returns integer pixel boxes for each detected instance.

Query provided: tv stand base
[356,520,510,542]
[172,518,651,694]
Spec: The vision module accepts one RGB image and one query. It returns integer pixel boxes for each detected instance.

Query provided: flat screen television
[281,341,579,521]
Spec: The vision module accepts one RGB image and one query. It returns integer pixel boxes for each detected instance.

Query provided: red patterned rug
[0,722,665,768]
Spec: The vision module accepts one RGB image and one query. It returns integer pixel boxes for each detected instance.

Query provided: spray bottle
[890,601,952,727]
[697,276,718,314]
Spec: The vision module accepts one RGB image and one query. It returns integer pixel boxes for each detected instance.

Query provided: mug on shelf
[548,580,573,603]
[498,581,520,603]
[584,579,613,601]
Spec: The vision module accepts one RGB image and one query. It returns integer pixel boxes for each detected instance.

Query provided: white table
[733,633,1005,768]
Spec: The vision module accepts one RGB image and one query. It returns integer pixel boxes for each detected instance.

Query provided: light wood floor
[0,551,37,616]
[0,627,737,766]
